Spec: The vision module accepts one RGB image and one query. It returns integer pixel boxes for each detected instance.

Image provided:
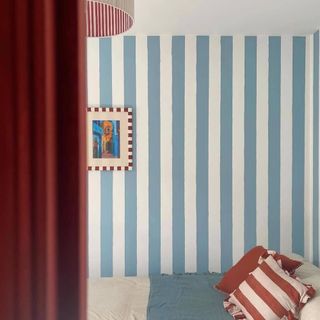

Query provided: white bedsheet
[88,276,150,320]
[88,255,320,320]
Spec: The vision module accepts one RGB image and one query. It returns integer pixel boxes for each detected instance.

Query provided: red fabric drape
[0,0,87,319]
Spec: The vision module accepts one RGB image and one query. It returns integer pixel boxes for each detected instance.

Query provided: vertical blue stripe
[148,36,161,275]
[100,174,113,276]
[244,36,257,252]
[100,38,113,276]
[220,36,233,271]
[100,38,113,106]
[124,36,137,276]
[196,36,209,273]
[172,36,185,274]
[292,37,306,256]
[313,31,319,266]
[268,37,281,251]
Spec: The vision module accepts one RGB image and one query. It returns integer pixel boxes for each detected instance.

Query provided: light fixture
[86,0,134,37]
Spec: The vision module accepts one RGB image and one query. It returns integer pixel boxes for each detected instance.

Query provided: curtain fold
[0,0,87,319]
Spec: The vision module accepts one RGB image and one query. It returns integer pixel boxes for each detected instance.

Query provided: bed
[88,254,320,320]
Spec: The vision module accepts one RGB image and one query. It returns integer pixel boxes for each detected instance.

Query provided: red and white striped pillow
[224,255,315,320]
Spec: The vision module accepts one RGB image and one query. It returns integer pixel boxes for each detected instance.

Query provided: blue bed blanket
[147,273,232,320]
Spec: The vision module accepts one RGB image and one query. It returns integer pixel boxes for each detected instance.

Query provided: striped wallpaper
[313,31,319,267]
[87,33,320,278]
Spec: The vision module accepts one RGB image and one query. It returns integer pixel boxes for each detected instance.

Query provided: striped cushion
[224,255,315,320]
[261,250,302,275]
[215,247,302,294]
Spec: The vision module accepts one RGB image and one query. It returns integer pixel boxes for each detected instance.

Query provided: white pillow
[296,262,320,280]
[296,263,320,320]
[299,295,320,320]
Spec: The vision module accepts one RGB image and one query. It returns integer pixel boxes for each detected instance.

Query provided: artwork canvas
[87,107,133,171]
[92,120,120,159]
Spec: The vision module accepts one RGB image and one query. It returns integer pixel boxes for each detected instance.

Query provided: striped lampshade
[86,0,134,37]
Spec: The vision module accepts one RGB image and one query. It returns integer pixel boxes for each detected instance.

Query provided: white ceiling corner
[126,0,320,35]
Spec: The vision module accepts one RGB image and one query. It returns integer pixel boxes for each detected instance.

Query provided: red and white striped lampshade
[86,0,134,37]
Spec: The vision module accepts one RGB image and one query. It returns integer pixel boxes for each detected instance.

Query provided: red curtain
[0,0,87,319]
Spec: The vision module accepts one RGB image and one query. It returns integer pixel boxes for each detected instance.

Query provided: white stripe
[113,6,116,35]
[319,32,320,267]
[136,35,149,276]
[111,36,125,276]
[112,172,125,276]
[94,3,97,37]
[239,282,278,319]
[208,36,221,272]
[86,2,89,36]
[87,38,100,106]
[256,35,269,247]
[102,4,105,36]
[232,35,245,264]
[305,35,314,261]
[160,36,173,274]
[88,172,101,278]
[102,4,106,36]
[87,38,101,278]
[229,295,254,320]
[264,256,310,296]
[184,35,197,273]
[280,36,293,254]
[254,267,296,311]
[99,3,103,36]
[90,3,94,37]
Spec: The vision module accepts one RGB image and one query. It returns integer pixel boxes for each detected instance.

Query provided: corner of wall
[311,29,320,266]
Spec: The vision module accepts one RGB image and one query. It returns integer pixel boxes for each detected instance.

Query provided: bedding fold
[147,273,232,320]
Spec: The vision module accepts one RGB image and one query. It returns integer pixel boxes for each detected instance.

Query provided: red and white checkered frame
[87,107,133,171]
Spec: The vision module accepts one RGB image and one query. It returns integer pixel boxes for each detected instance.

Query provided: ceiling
[127,0,320,35]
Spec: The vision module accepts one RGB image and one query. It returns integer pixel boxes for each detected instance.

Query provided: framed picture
[87,107,133,171]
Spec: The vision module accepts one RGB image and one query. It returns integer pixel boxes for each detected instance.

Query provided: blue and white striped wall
[87,34,320,278]
[313,30,319,267]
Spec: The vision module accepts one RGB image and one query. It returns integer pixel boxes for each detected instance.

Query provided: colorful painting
[92,120,120,158]
[87,107,133,171]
